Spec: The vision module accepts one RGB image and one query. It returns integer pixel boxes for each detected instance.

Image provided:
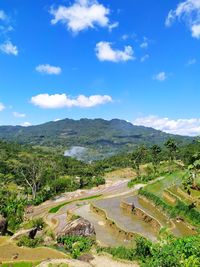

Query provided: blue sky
[0,0,200,136]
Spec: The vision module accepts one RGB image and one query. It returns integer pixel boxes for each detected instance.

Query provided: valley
[0,133,200,267]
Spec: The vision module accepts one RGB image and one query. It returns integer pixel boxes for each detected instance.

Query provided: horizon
[0,116,195,138]
[1,0,200,136]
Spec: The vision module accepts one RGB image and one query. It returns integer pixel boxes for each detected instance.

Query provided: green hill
[0,118,192,160]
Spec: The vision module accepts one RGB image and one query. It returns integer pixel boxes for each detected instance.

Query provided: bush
[97,246,136,261]
[135,237,152,258]
[17,236,43,248]
[27,218,46,230]
[98,235,200,267]
[57,236,95,259]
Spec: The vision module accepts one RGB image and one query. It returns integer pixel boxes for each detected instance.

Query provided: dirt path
[37,255,139,267]
[28,180,134,234]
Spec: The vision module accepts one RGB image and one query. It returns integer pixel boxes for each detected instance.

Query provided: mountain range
[0,118,193,160]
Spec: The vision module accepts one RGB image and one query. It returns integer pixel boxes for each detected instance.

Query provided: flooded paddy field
[74,204,133,247]
[125,195,196,237]
[92,195,159,242]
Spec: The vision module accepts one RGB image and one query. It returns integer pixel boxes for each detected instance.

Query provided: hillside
[0,118,192,160]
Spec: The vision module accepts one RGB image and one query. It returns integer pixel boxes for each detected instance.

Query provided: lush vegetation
[139,188,200,226]
[1,263,39,267]
[0,141,105,230]
[17,235,44,248]
[98,235,200,267]
[0,118,192,161]
[1,132,200,266]
[57,236,95,259]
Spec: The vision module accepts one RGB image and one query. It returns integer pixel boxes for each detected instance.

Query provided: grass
[1,262,39,267]
[145,171,184,197]
[49,194,102,213]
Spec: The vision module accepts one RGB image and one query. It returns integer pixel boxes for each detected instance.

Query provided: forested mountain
[0,118,192,160]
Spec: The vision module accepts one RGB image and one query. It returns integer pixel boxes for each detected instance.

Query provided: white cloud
[122,34,129,41]
[166,0,200,39]
[141,54,149,62]
[21,122,32,127]
[31,93,112,109]
[13,112,26,118]
[36,64,62,75]
[153,72,167,81]
[0,10,7,21]
[140,42,148,49]
[0,41,18,56]
[95,41,134,62]
[186,58,197,65]
[108,22,119,32]
[133,115,200,136]
[191,23,200,38]
[50,0,117,34]
[0,103,5,111]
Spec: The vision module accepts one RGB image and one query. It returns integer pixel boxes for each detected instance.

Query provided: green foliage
[1,262,38,267]
[0,119,192,161]
[135,237,152,258]
[0,188,25,230]
[139,188,200,226]
[131,145,148,177]
[0,140,106,230]
[99,235,200,267]
[25,218,46,230]
[57,236,95,259]
[17,236,43,248]
[97,246,136,261]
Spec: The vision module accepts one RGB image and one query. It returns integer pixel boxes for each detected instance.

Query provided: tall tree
[164,138,178,172]
[131,146,147,177]
[150,145,162,175]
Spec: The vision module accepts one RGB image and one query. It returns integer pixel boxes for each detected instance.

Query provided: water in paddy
[125,195,196,237]
[171,220,196,237]
[93,196,158,241]
[74,204,133,247]
[125,196,169,226]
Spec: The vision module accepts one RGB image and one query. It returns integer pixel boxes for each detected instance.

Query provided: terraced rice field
[0,237,67,262]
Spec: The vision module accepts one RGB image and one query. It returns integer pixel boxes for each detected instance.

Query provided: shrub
[135,237,152,258]
[27,218,46,230]
[17,236,43,248]
[97,246,136,261]
[57,236,95,259]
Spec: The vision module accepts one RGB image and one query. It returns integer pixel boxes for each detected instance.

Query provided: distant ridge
[0,118,192,160]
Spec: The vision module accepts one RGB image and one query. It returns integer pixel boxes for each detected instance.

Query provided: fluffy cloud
[191,23,200,38]
[0,103,5,111]
[13,112,26,118]
[153,72,167,81]
[31,93,112,109]
[141,54,149,62]
[166,0,200,39]
[0,10,7,21]
[36,64,62,75]
[0,41,18,56]
[50,0,117,34]
[133,115,200,136]
[140,42,148,49]
[21,122,32,127]
[186,58,197,65]
[96,42,134,62]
